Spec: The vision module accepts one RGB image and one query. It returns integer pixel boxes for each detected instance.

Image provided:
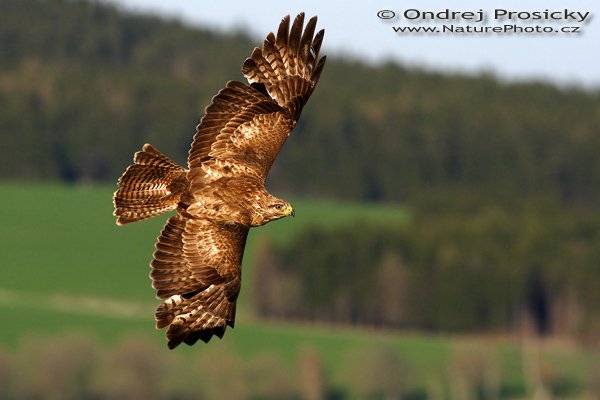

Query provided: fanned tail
[113,144,187,225]
[242,12,326,120]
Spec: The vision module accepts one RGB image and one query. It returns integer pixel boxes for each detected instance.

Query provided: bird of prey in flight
[113,13,326,349]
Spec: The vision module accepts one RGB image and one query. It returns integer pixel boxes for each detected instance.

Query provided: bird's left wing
[151,213,249,349]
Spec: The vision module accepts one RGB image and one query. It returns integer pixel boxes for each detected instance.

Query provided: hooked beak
[284,205,295,218]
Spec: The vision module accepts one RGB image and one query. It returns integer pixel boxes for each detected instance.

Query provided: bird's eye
[274,204,284,210]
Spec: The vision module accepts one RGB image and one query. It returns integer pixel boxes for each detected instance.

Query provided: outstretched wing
[151,214,248,349]
[242,12,326,119]
[187,13,326,194]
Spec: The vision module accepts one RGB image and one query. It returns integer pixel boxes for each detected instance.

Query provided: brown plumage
[113,13,326,349]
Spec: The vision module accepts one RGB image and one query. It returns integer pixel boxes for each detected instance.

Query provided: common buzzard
[113,13,326,349]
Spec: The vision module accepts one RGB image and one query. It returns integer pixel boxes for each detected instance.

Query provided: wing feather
[186,13,326,194]
[242,12,326,119]
[187,87,292,192]
[151,213,248,348]
[188,81,273,167]
[276,15,290,54]
[151,215,197,299]
[299,16,317,64]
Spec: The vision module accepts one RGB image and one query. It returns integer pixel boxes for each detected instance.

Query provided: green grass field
[0,183,595,398]
[0,182,409,301]
[0,182,410,344]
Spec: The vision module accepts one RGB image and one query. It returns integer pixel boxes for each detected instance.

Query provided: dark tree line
[253,202,600,340]
[2,0,600,208]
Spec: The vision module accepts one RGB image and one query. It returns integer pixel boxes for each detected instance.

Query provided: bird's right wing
[242,12,326,120]
[186,13,326,193]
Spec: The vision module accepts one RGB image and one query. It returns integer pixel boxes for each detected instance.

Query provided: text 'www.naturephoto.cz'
[377,8,593,35]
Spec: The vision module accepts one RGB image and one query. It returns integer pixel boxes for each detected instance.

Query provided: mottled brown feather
[242,12,326,118]
[152,214,247,347]
[113,13,325,349]
[151,214,198,299]
[188,12,326,193]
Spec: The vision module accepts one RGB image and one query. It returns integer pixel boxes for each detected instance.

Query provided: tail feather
[113,144,187,225]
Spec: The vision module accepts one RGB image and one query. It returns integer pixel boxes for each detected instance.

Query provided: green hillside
[0,183,597,399]
[0,182,408,338]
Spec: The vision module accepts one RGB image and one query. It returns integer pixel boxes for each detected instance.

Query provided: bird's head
[251,196,295,226]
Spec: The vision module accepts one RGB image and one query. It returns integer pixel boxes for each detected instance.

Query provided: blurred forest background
[2,0,600,399]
